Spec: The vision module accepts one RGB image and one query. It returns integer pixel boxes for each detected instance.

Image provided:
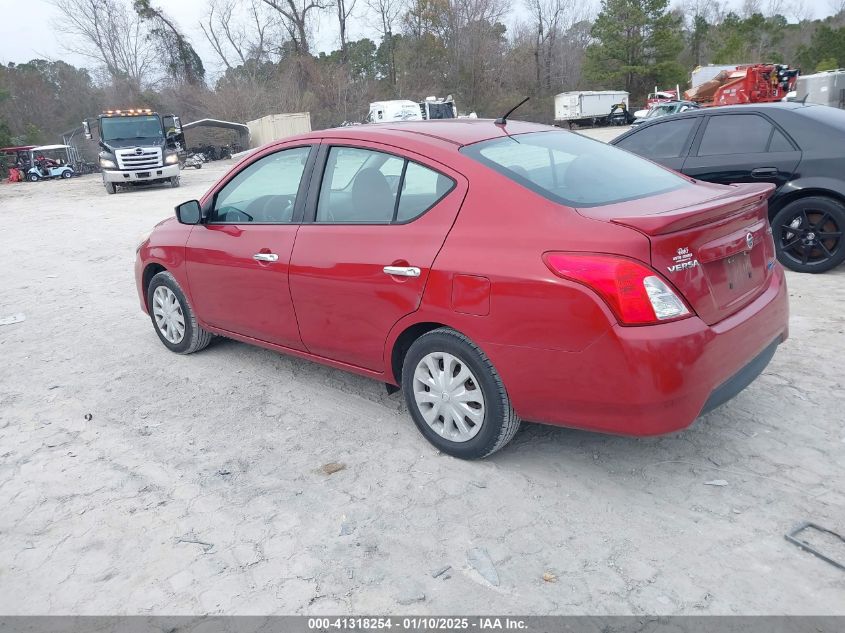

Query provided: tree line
[2,0,845,149]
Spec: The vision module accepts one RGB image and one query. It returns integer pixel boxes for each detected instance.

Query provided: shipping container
[246,112,312,147]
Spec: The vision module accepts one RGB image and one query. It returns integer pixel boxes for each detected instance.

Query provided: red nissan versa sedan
[135,119,789,459]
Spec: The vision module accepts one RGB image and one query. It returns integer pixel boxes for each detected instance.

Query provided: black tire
[401,328,520,459]
[170,176,181,188]
[104,181,116,195]
[27,173,39,182]
[194,164,202,169]
[772,196,845,273]
[61,170,72,179]
[147,271,213,354]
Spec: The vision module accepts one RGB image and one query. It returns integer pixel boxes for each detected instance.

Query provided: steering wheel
[218,206,253,222]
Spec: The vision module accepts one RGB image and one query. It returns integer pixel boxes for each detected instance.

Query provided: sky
[0,0,838,80]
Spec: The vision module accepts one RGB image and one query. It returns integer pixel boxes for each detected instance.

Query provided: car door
[682,112,801,190]
[184,143,316,349]
[612,115,701,171]
[289,141,466,372]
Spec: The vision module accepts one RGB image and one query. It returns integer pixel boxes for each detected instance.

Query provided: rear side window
[697,115,773,155]
[769,129,795,152]
[461,131,690,207]
[396,161,454,222]
[615,118,698,159]
[317,146,454,223]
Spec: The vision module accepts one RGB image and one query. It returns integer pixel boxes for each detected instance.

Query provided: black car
[611,102,845,273]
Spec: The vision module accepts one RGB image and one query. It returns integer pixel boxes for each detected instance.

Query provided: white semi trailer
[795,69,845,108]
[553,91,629,128]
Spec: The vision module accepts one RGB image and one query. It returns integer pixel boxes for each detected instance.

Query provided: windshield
[100,115,163,142]
[647,104,675,118]
[460,130,690,207]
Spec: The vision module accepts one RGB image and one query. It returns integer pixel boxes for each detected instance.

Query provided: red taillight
[543,253,691,325]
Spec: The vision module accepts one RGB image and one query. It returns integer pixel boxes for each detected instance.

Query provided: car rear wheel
[401,328,520,459]
[147,271,213,354]
[772,197,845,273]
[27,173,39,182]
[61,170,72,179]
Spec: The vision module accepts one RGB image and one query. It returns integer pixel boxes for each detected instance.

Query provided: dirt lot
[1,147,843,615]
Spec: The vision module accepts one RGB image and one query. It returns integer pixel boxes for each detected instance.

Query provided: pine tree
[584,0,685,98]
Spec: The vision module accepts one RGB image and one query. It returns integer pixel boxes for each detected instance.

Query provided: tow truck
[83,108,184,194]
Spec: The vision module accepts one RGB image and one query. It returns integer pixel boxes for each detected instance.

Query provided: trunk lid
[577,182,777,325]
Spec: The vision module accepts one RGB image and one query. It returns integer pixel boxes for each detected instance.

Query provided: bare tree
[525,0,576,92]
[366,0,404,84]
[740,0,763,17]
[335,0,359,61]
[765,0,787,16]
[50,0,156,92]
[200,0,279,69]
[260,0,329,54]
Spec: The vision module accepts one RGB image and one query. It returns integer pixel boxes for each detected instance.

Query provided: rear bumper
[103,164,178,183]
[700,337,779,415]
[486,265,789,435]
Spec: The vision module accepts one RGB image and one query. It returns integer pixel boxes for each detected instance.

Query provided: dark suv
[612,102,845,273]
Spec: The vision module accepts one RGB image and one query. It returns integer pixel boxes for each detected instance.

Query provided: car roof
[305,119,555,148]
[647,102,808,116]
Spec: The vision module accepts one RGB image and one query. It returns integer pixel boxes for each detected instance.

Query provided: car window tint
[463,131,690,207]
[317,147,402,222]
[616,118,697,159]
[396,161,454,222]
[317,146,452,223]
[213,146,310,223]
[768,129,794,152]
[698,115,772,156]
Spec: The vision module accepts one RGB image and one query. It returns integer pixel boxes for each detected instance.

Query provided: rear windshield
[797,104,845,131]
[460,130,690,207]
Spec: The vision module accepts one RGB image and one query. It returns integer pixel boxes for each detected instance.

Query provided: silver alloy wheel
[152,286,186,344]
[412,351,485,442]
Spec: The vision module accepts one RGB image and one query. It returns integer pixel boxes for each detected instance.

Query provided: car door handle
[751,167,778,177]
[253,253,279,262]
[383,265,421,277]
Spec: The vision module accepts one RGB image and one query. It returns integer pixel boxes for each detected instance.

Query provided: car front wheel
[772,197,845,273]
[147,271,213,354]
[401,328,520,459]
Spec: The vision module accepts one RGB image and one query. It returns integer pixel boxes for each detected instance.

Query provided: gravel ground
[1,148,844,615]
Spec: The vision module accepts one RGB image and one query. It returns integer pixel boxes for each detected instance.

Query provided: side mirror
[175,200,202,225]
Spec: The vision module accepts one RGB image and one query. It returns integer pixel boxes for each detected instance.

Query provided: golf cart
[25,145,75,181]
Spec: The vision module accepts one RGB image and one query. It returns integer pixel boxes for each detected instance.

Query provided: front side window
[316,146,453,223]
[212,146,311,223]
[462,131,690,207]
[697,115,773,156]
[616,118,698,160]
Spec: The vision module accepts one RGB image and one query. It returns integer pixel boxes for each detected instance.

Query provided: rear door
[682,113,801,190]
[613,116,701,172]
[289,141,466,372]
